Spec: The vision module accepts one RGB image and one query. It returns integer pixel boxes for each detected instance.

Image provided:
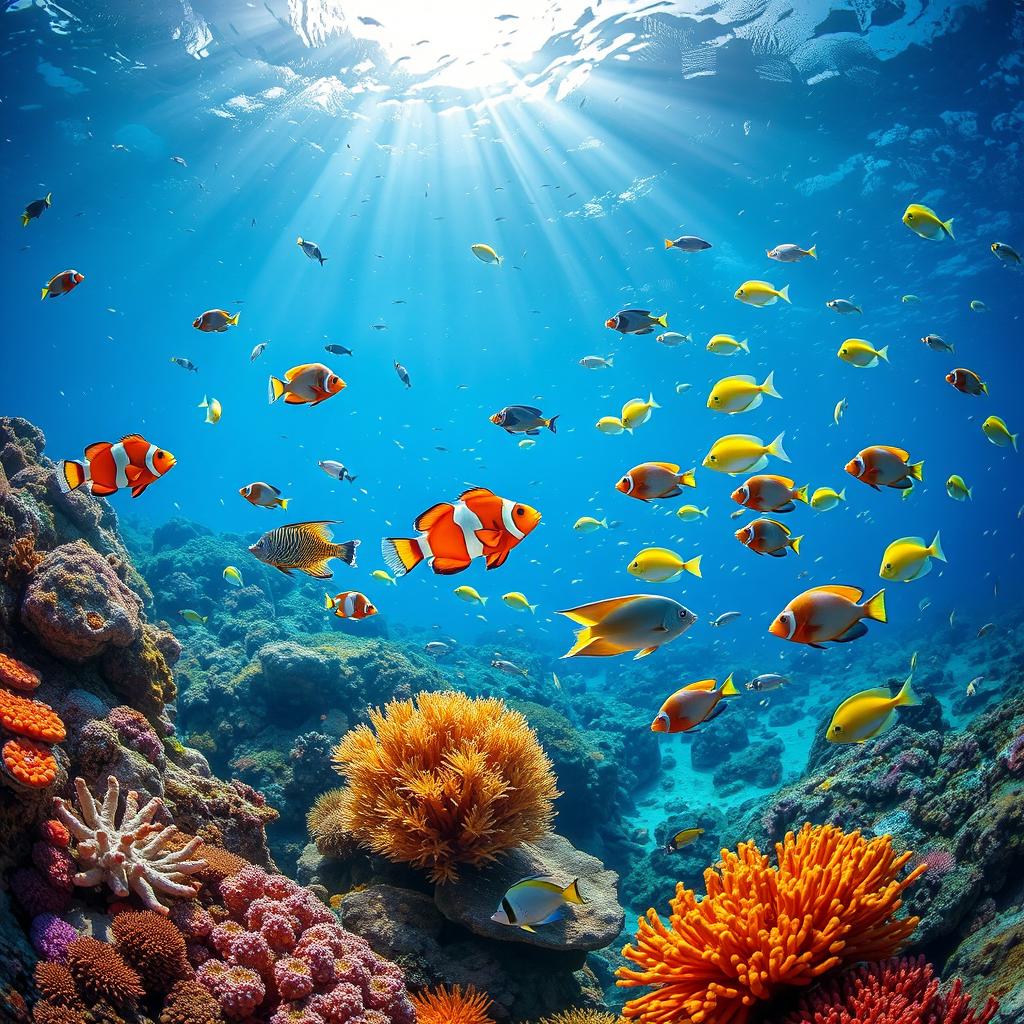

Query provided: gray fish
[490,658,528,677]
[579,355,613,369]
[991,242,1021,265]
[325,344,353,356]
[711,611,742,627]
[425,641,451,657]
[826,298,862,315]
[21,192,52,226]
[746,673,788,692]
[490,405,558,435]
[170,155,188,167]
[767,243,816,262]
[318,460,356,483]
[296,236,327,265]
[250,342,267,362]
[170,356,198,373]
[394,360,411,388]
[921,334,954,353]
[665,235,712,252]
[605,309,667,335]
[248,520,358,578]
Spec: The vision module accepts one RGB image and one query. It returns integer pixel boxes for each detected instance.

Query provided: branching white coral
[53,775,206,914]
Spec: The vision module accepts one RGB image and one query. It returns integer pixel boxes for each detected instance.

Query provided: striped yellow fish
[248,521,359,579]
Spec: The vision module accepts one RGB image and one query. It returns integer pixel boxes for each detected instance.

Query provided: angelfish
[491,876,586,933]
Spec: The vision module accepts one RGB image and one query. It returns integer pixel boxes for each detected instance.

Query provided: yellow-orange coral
[538,1013,625,1024]
[0,687,65,742]
[616,823,927,1024]
[331,690,559,883]
[306,786,353,855]
[410,984,496,1024]
[3,736,58,788]
[0,651,41,692]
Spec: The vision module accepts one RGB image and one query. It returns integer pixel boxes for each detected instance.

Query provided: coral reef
[538,1013,624,1024]
[410,983,496,1024]
[53,775,206,913]
[330,690,559,883]
[617,824,925,1023]
[306,787,352,856]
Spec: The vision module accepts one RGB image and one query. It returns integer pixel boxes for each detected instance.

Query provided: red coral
[0,651,42,691]
[0,687,65,742]
[32,842,76,892]
[3,737,58,789]
[778,955,999,1024]
[64,936,145,1006]
[39,819,71,848]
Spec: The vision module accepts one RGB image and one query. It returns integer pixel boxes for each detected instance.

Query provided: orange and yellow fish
[41,269,84,300]
[268,364,346,407]
[324,591,377,620]
[382,487,540,577]
[731,475,808,513]
[845,446,923,491]
[616,462,696,501]
[769,585,886,648]
[57,434,175,499]
[651,675,739,733]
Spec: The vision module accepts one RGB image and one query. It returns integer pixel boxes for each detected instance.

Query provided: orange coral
[111,910,191,992]
[0,687,65,742]
[410,984,496,1024]
[616,823,927,1024]
[4,534,43,584]
[64,937,145,1006]
[331,690,559,883]
[0,652,41,692]
[2,737,58,789]
[33,962,82,1009]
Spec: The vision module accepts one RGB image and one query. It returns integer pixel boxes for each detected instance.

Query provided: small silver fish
[746,673,788,692]
[826,298,862,315]
[490,658,528,677]
[297,236,327,265]
[394,360,412,388]
[767,243,816,262]
[170,357,198,372]
[833,397,848,425]
[921,334,954,353]
[579,355,613,369]
[425,641,450,657]
[318,460,356,483]
[250,342,268,362]
[710,611,742,627]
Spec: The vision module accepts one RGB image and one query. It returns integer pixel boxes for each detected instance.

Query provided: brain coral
[410,984,496,1024]
[331,690,559,883]
[617,823,927,1024]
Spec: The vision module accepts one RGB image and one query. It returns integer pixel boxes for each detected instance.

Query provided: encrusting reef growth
[0,414,1019,1023]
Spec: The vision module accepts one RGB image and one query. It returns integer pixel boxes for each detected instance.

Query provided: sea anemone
[64,936,145,1007]
[617,823,926,1024]
[330,690,559,883]
[306,787,353,855]
[410,983,496,1024]
[111,909,192,992]
[538,1013,625,1024]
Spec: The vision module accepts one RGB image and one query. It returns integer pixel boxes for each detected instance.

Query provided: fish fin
[891,478,914,490]
[381,538,423,576]
[40,287,49,300]
[863,588,887,623]
[767,432,790,462]
[834,621,868,643]
[719,674,739,696]
[928,531,946,562]
[562,878,586,905]
[88,483,117,497]
[485,548,511,570]
[431,557,472,575]
[807,244,817,259]
[547,415,559,434]
[268,376,286,403]
[58,460,86,494]
[790,535,803,555]
[566,633,630,657]
[943,218,955,240]
[279,497,290,509]
[296,521,338,544]
[980,382,988,394]
[739,338,750,352]
[124,464,143,483]
[557,596,637,625]
[21,214,29,227]
[793,484,809,504]
[766,548,787,557]
[895,673,921,707]
[876,345,889,362]
[229,311,240,325]
[475,529,504,547]
[678,468,697,488]
[683,555,702,578]
[816,584,865,601]
[778,283,791,303]
[414,502,452,532]
[274,566,294,576]
[458,486,496,502]
[519,925,537,933]
[664,239,674,249]
[761,370,781,399]
[647,392,661,409]
[704,702,727,722]
[908,460,925,482]
[528,604,537,615]
[561,628,591,658]
[633,646,659,660]
[654,313,668,328]
[652,462,680,473]
[324,593,335,610]
[301,561,335,580]
[130,483,150,499]
[330,540,359,567]
[775,501,796,513]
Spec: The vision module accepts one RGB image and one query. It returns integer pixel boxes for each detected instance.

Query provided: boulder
[434,833,624,952]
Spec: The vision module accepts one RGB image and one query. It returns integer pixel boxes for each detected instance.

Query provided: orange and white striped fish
[57,435,176,498]
[41,269,84,300]
[324,591,377,619]
[382,487,541,577]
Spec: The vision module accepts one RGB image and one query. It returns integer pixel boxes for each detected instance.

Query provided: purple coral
[29,912,78,961]
[10,867,71,917]
[32,840,76,892]
[106,705,165,765]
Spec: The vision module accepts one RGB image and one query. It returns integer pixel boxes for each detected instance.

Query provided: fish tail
[837,488,846,501]
[324,592,335,609]
[664,239,674,249]
[546,415,559,434]
[648,392,661,409]
[807,244,817,259]
[561,627,594,659]
[678,467,697,488]
[777,283,791,303]
[319,256,328,265]
[198,394,209,408]
[528,603,537,615]
[761,369,781,399]
[278,497,290,510]
[297,236,304,245]
[719,673,739,696]
[606,356,613,367]
[330,539,359,567]
[980,382,988,394]
[895,672,921,707]
[57,460,86,494]
[876,344,889,362]
[793,483,809,504]
[45,193,52,205]
[479,594,488,606]
[496,254,504,265]
[942,217,955,240]
[739,338,750,353]
[930,531,946,562]
[790,535,803,555]
[268,376,287,403]
[684,555,702,578]
[767,431,790,462]
[562,878,586,905]
[382,537,423,577]
[21,214,29,227]
[700,506,709,516]
[654,313,668,328]
[229,311,240,326]
[599,518,608,528]
[909,460,925,482]
[862,588,887,623]
[40,287,49,300]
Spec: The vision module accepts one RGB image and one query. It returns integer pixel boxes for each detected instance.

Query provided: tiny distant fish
[833,397,848,426]
[767,243,816,262]
[296,236,327,265]
[656,332,691,347]
[170,357,198,373]
[372,323,388,330]
[664,235,712,252]
[977,622,995,638]
[490,405,558,435]
[425,641,450,657]
[178,609,207,625]
[606,309,667,335]
[665,827,704,851]
[240,481,289,509]
[490,658,528,677]
[394,360,412,388]
[21,192,52,227]
[319,460,356,483]
[41,269,84,301]
[970,300,987,312]
[193,309,239,332]
[966,676,982,696]
[710,611,741,627]
[250,342,267,362]
[826,298,862,315]
[747,673,788,692]
[170,155,187,167]
[325,344,353,356]
[580,355,614,369]
[199,395,222,424]
[991,242,1021,265]
[921,334,954,353]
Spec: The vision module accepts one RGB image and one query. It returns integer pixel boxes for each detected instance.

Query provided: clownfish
[57,435,175,498]
[382,486,540,577]
[41,269,84,300]
[324,591,377,619]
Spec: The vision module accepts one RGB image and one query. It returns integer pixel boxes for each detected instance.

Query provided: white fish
[710,611,742,627]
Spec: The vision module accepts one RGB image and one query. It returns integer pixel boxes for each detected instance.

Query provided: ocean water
[2,2,1023,1016]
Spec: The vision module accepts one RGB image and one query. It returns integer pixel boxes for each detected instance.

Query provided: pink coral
[220,865,268,915]
[275,956,315,1000]
[106,705,164,765]
[261,912,298,952]
[914,848,957,877]
[309,982,363,1024]
[210,921,247,956]
[297,942,336,986]
[32,841,76,892]
[169,899,214,939]
[197,960,266,1020]
[11,867,71,917]
[227,930,275,978]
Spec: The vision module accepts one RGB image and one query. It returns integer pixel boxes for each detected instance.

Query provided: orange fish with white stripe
[57,434,176,498]
[324,591,377,620]
[41,269,84,300]
[382,487,541,577]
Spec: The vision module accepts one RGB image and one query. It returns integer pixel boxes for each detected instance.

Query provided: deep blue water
[2,0,1022,671]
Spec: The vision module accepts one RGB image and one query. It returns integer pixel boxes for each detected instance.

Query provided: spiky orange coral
[2,736,58,788]
[112,910,191,992]
[0,651,42,691]
[410,983,496,1024]
[0,686,65,742]
[331,690,559,883]
[616,823,927,1024]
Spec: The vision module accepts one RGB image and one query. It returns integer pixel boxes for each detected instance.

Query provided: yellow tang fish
[502,591,537,614]
[223,566,243,587]
[902,204,954,241]
[676,505,709,522]
[574,516,608,533]
[371,569,396,585]
[734,280,790,307]
[178,609,208,625]
[707,372,780,414]
[828,658,920,743]
[596,416,625,435]
[627,548,702,583]
[471,243,503,265]
[838,339,888,368]
[879,532,946,582]
[621,393,660,431]
[945,475,971,501]
[982,416,1017,450]
[199,395,222,423]
[810,487,846,512]
[707,334,749,356]
[665,827,704,852]
[454,585,487,606]
[703,432,790,475]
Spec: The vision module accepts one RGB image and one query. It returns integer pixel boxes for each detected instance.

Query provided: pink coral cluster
[106,705,165,765]
[187,864,415,1023]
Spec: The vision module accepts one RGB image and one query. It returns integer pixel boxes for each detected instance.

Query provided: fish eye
[709,455,717,462]
[712,396,720,403]
[516,507,524,516]
[884,563,892,571]
[832,724,842,734]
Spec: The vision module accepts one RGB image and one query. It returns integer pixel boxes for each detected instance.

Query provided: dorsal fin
[290,520,338,543]
[120,433,147,445]
[813,584,864,602]
[557,595,638,626]
[458,486,495,503]
[414,502,452,532]
[84,441,110,461]
[651,462,680,473]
